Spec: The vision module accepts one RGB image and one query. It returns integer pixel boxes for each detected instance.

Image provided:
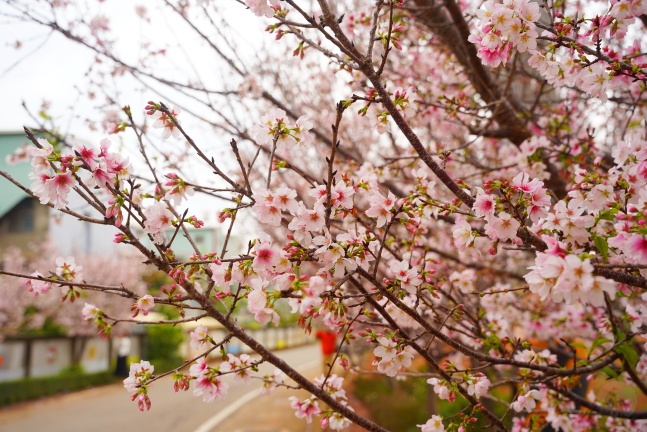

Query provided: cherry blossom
[143,201,174,244]
[427,378,455,402]
[484,212,520,242]
[246,0,279,18]
[193,374,229,403]
[131,295,155,317]
[3,0,647,429]
[289,397,321,423]
[25,272,52,296]
[417,415,445,432]
[81,303,101,321]
[56,256,83,282]
[511,389,541,412]
[150,105,182,139]
[190,325,211,351]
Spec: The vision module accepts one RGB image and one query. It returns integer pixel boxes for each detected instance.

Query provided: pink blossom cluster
[123,361,154,411]
[28,137,132,213]
[189,325,212,351]
[260,368,284,395]
[525,252,617,307]
[417,415,445,432]
[426,378,455,403]
[313,374,352,430]
[189,358,229,403]
[288,396,321,424]
[246,0,280,18]
[143,201,175,244]
[468,0,540,67]
[250,108,314,150]
[146,102,182,139]
[130,294,155,317]
[25,272,52,296]
[8,0,647,429]
[28,139,77,209]
[372,336,414,377]
[164,173,194,206]
[510,388,541,412]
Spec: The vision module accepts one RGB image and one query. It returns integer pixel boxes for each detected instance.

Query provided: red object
[315,330,337,355]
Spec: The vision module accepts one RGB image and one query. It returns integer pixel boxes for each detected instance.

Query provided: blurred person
[114,332,131,377]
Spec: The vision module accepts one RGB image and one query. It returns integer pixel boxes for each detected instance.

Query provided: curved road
[0,344,320,432]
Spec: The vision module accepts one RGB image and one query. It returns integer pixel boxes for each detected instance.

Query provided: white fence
[0,335,145,382]
[182,326,315,359]
[0,326,313,382]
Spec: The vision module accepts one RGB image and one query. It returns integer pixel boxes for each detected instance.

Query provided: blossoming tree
[2,0,647,430]
[0,244,149,338]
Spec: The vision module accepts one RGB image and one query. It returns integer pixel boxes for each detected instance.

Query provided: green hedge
[149,356,184,374]
[0,371,118,407]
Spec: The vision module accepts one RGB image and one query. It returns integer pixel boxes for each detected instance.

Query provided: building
[1,131,228,260]
[0,132,50,256]
[0,131,123,257]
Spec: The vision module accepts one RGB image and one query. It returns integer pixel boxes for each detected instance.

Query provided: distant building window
[0,198,35,233]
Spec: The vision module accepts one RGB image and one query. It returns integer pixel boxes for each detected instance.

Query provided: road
[0,344,321,432]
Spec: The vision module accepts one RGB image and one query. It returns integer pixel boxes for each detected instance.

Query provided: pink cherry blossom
[190,325,211,351]
[465,373,490,398]
[151,106,182,139]
[418,415,445,432]
[427,378,454,402]
[220,354,254,384]
[511,389,541,412]
[25,272,52,295]
[261,369,284,395]
[132,295,155,317]
[391,260,423,294]
[193,375,229,402]
[473,187,496,218]
[625,234,647,264]
[81,303,101,321]
[289,397,321,423]
[123,360,154,394]
[189,357,209,378]
[56,256,83,282]
[365,190,396,228]
[143,201,174,244]
[484,212,520,242]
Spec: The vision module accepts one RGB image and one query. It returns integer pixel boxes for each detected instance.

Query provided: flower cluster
[146,102,182,139]
[189,358,229,403]
[143,201,175,244]
[123,361,154,411]
[130,294,155,317]
[250,108,314,150]
[246,0,280,18]
[469,0,540,67]
[372,336,414,377]
[313,374,352,430]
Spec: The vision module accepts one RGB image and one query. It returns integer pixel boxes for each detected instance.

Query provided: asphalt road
[0,344,321,432]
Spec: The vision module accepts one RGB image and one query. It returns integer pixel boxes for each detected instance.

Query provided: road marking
[193,359,320,432]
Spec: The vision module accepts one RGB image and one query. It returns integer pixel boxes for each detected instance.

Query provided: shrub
[0,371,117,407]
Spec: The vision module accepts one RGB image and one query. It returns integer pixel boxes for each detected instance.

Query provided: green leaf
[601,366,620,379]
[614,342,640,371]
[593,235,609,259]
[597,208,619,221]
[569,341,588,351]
[588,336,613,357]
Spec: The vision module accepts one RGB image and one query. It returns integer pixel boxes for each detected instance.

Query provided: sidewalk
[210,367,368,432]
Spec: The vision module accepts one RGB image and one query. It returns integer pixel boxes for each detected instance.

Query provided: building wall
[0,335,143,381]
[0,199,49,257]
